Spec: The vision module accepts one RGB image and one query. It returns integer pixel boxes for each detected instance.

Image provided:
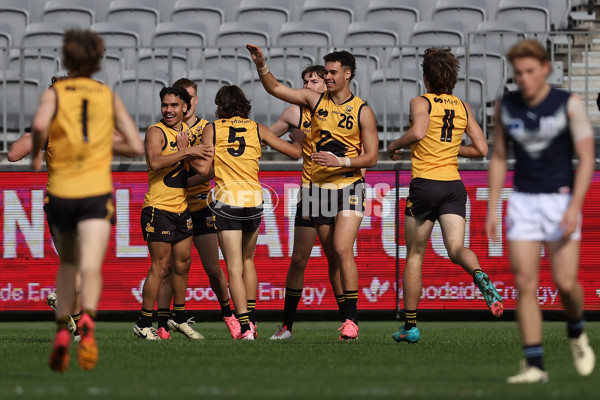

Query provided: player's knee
[556,278,578,295]
[514,273,537,293]
[290,253,309,271]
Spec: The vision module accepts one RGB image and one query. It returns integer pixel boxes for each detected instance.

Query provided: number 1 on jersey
[440,109,455,142]
[82,99,89,142]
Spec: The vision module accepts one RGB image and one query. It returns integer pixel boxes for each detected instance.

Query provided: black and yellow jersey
[310,91,366,189]
[186,117,211,212]
[46,77,114,198]
[410,93,468,181]
[212,117,262,208]
[143,120,190,213]
[297,105,313,187]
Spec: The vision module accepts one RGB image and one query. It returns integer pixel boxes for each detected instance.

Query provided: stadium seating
[495,0,550,33]
[301,0,354,45]
[7,53,61,90]
[201,49,253,84]
[0,70,41,132]
[21,22,76,52]
[241,70,293,125]
[236,0,291,38]
[42,0,95,28]
[113,70,168,130]
[369,69,422,130]
[277,21,332,59]
[171,0,224,46]
[410,21,465,46]
[137,50,189,86]
[266,49,315,85]
[0,0,29,46]
[454,75,485,125]
[216,21,270,48]
[151,22,206,68]
[0,23,12,68]
[188,69,234,118]
[365,0,420,45]
[432,0,487,33]
[106,0,160,47]
[471,20,527,52]
[91,22,141,69]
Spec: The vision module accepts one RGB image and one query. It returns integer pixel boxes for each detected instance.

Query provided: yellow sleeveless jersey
[212,118,262,208]
[410,93,468,181]
[46,78,114,198]
[186,117,211,212]
[310,92,366,189]
[143,120,190,213]
[298,106,313,187]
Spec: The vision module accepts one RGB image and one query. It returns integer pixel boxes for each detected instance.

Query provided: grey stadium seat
[152,22,206,68]
[432,0,487,34]
[106,0,160,47]
[201,49,253,84]
[42,0,95,29]
[472,20,527,53]
[495,0,550,33]
[237,0,290,38]
[113,70,168,130]
[277,21,332,59]
[454,76,485,125]
[388,48,423,76]
[410,21,465,46]
[342,50,380,99]
[455,45,507,104]
[301,0,354,45]
[365,0,420,45]
[91,22,141,69]
[216,21,270,48]
[0,23,12,68]
[266,49,315,86]
[137,50,189,86]
[370,69,423,130]
[344,21,400,48]
[0,70,41,132]
[0,0,29,46]
[240,71,292,125]
[171,0,225,46]
[188,69,235,118]
[22,22,78,52]
[7,53,61,90]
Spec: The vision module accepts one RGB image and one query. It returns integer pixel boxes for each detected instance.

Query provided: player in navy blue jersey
[487,40,596,383]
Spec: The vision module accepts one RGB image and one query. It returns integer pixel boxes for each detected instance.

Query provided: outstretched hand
[246,44,265,67]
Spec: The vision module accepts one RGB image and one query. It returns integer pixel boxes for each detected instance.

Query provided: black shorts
[305,179,366,226]
[191,207,216,236]
[294,187,315,228]
[44,193,115,233]
[141,207,193,242]
[405,178,467,222]
[211,201,262,232]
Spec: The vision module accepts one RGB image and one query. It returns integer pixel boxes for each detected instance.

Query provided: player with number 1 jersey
[387,48,503,344]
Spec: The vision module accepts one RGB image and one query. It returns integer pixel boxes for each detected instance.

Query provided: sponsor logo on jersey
[145,223,155,233]
[186,218,193,230]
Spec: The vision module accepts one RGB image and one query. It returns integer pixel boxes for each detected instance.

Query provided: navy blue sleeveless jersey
[500,88,573,193]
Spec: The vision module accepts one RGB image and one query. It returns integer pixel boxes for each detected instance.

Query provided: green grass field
[0,321,598,399]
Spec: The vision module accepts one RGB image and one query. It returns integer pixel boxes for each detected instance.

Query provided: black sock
[404,309,417,330]
[137,308,153,328]
[219,298,233,318]
[524,344,545,370]
[343,290,358,324]
[282,288,302,330]
[237,312,251,333]
[472,269,483,280]
[157,308,170,330]
[247,299,256,324]
[567,317,585,339]
[72,312,82,334]
[335,294,345,323]
[172,303,186,324]
[56,316,70,332]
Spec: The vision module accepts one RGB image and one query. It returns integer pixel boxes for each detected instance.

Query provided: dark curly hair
[62,30,104,77]
[159,86,191,111]
[214,85,251,119]
[323,50,356,81]
[422,48,459,95]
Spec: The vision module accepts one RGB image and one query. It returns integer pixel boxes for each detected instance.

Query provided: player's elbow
[7,151,20,162]
[363,153,378,168]
[477,141,489,157]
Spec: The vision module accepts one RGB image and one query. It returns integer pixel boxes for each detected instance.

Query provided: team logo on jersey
[506,118,525,141]
[348,195,358,205]
[145,223,155,233]
[187,218,193,230]
[303,120,311,129]
[206,215,215,228]
[317,109,328,118]
[345,105,353,113]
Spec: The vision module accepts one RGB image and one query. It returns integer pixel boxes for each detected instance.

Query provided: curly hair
[323,50,356,81]
[422,48,459,95]
[159,86,191,111]
[62,30,104,77]
[214,85,251,120]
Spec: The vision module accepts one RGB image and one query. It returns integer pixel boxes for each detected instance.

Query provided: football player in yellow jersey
[247,45,379,340]
[134,86,212,340]
[193,85,302,340]
[31,30,144,372]
[150,78,240,339]
[267,65,346,340]
[386,48,502,344]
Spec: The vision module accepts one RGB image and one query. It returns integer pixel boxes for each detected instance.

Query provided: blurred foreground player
[31,30,143,371]
[487,40,595,383]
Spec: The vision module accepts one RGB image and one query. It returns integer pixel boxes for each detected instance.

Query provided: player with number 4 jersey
[387,48,503,344]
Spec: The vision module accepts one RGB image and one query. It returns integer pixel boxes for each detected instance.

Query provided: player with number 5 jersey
[387,48,503,344]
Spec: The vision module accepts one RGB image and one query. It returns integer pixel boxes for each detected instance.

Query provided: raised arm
[486,101,508,241]
[269,104,301,137]
[259,124,302,160]
[8,133,33,162]
[561,94,595,238]
[31,88,57,171]
[112,93,144,157]
[458,102,488,158]
[386,96,430,160]
[246,44,321,110]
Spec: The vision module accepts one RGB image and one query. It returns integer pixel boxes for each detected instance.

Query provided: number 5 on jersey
[228,127,246,157]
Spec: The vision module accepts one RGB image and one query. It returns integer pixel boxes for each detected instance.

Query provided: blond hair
[507,40,549,64]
